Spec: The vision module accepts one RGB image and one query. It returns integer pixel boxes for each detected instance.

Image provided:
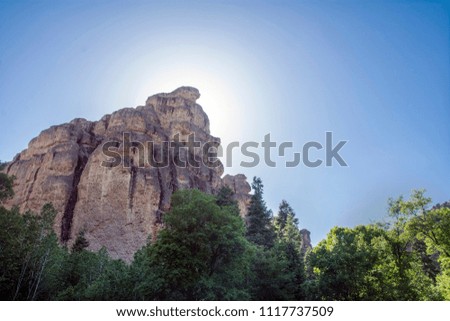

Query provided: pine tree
[273,200,305,299]
[274,200,298,236]
[245,177,275,248]
[0,172,14,204]
[71,230,90,253]
[216,186,235,207]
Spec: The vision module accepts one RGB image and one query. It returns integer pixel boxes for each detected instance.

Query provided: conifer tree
[245,177,275,248]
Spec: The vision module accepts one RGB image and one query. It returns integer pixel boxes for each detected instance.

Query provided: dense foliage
[0,173,448,300]
[0,161,14,204]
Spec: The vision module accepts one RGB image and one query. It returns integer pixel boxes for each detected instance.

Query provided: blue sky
[0,0,449,244]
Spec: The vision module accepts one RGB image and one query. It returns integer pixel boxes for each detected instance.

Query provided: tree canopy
[0,172,448,301]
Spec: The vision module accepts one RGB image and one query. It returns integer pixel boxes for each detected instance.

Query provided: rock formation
[221,174,252,216]
[300,229,313,253]
[2,87,251,261]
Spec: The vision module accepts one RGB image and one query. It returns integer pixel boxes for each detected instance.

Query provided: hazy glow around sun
[88,33,271,175]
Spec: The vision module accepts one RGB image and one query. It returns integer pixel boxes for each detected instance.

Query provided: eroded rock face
[300,229,313,253]
[2,87,251,261]
[221,174,251,216]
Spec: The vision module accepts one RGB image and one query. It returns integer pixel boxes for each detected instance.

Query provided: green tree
[382,190,439,299]
[305,225,392,300]
[405,197,450,299]
[215,186,240,216]
[407,199,450,259]
[216,186,235,207]
[246,177,275,248]
[273,200,305,299]
[274,200,298,233]
[83,258,131,300]
[134,189,251,300]
[71,230,90,253]
[0,203,62,300]
[54,247,121,300]
[248,245,296,300]
[0,172,14,204]
[0,206,27,299]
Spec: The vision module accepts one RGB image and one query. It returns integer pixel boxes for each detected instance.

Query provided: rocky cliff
[300,229,313,253]
[2,87,251,261]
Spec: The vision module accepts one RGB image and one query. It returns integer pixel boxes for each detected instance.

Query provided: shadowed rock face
[2,87,251,261]
[300,229,312,253]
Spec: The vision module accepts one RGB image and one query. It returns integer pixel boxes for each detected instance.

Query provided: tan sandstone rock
[2,87,251,261]
[300,229,313,253]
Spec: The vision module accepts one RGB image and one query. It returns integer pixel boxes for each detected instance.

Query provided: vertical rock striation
[3,87,251,261]
[300,229,313,253]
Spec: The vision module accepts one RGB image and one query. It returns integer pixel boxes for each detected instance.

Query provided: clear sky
[0,0,449,244]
